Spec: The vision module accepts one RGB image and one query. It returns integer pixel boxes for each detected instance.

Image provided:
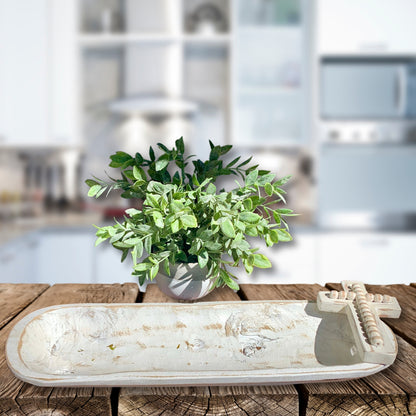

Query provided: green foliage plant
[85,138,296,290]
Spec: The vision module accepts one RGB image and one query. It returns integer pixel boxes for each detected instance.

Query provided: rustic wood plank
[120,286,298,416]
[328,282,416,348]
[0,283,139,416]
[0,284,49,330]
[240,283,413,416]
[120,385,298,416]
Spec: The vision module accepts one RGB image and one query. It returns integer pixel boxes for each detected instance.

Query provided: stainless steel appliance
[319,57,416,144]
[317,57,416,229]
[318,144,416,229]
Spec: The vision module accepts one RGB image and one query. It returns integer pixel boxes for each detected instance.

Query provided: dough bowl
[6,282,401,387]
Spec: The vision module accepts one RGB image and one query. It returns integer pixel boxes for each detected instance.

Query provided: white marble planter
[5,283,401,387]
[155,263,214,300]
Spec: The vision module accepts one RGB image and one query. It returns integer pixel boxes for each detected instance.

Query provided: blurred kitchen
[1,0,415,286]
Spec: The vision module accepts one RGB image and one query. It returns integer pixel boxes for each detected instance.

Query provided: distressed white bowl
[5,301,396,387]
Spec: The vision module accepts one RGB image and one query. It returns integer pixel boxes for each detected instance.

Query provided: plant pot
[155,263,214,301]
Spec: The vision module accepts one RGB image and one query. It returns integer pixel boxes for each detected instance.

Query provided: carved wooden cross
[317,281,401,365]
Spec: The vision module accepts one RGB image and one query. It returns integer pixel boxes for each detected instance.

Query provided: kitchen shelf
[239,86,301,95]
[182,33,231,44]
[79,33,177,47]
[79,33,231,48]
[109,97,199,117]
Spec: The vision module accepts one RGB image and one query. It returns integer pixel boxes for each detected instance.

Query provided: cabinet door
[233,0,307,147]
[317,0,416,54]
[318,233,416,284]
[0,234,39,283]
[49,0,79,145]
[94,243,138,285]
[236,233,318,284]
[0,0,49,145]
[36,230,95,284]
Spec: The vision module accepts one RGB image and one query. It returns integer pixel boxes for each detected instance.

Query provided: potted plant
[85,138,295,300]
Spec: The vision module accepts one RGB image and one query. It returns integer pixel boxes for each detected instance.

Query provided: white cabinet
[237,233,318,284]
[0,233,39,283]
[94,242,137,284]
[0,0,48,145]
[36,229,95,284]
[233,0,308,147]
[317,0,416,55]
[318,232,416,284]
[0,0,78,146]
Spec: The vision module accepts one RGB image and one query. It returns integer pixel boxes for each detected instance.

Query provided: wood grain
[240,284,414,416]
[120,385,298,416]
[0,284,49,330]
[0,283,138,415]
[119,285,298,416]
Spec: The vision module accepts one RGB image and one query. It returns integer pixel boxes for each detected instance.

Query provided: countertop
[0,212,102,246]
[0,282,415,415]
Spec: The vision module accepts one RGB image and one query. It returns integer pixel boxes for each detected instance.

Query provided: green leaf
[110,151,132,164]
[150,264,159,279]
[133,166,145,180]
[135,152,144,165]
[152,211,164,228]
[226,156,241,168]
[85,179,99,187]
[95,236,107,246]
[88,184,102,197]
[135,240,144,258]
[163,258,171,275]
[244,260,254,274]
[110,232,124,244]
[277,229,292,242]
[243,199,253,210]
[253,254,272,268]
[144,235,152,254]
[221,219,235,238]
[245,169,258,186]
[239,212,261,224]
[219,269,239,290]
[157,142,170,152]
[126,208,141,217]
[155,158,169,171]
[175,137,185,154]
[124,237,142,246]
[274,175,292,186]
[269,229,279,243]
[237,156,252,167]
[198,251,209,269]
[181,215,198,228]
[257,173,276,186]
[171,219,180,233]
[121,249,129,263]
[149,146,155,161]
[264,183,273,196]
[206,183,216,194]
[135,263,150,271]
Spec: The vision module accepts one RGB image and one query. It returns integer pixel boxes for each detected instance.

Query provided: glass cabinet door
[233,0,306,146]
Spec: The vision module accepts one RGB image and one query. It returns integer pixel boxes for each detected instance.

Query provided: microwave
[320,57,416,120]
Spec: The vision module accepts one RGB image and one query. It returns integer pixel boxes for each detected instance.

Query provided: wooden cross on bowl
[317,281,401,365]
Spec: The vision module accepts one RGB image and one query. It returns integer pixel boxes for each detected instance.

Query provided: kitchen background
[1,0,415,286]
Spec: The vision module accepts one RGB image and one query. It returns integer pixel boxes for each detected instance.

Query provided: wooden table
[0,283,415,415]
